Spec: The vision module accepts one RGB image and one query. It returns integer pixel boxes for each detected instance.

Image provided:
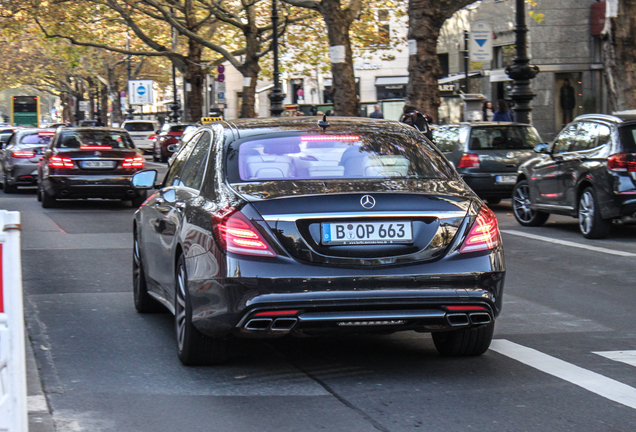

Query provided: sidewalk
[26,336,55,432]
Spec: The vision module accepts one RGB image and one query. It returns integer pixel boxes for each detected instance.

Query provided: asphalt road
[3,166,636,432]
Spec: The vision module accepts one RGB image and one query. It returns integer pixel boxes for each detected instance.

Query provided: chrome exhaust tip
[244,318,273,330]
[469,312,492,325]
[271,318,298,331]
[446,313,470,326]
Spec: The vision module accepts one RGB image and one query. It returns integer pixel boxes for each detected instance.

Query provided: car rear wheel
[578,187,611,239]
[486,198,501,205]
[432,321,495,357]
[41,188,56,208]
[36,184,42,202]
[175,255,228,365]
[130,191,147,208]
[512,180,549,226]
[153,143,159,162]
[133,232,163,313]
[3,173,16,194]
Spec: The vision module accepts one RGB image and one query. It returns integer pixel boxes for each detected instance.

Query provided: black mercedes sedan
[38,127,147,208]
[131,117,505,365]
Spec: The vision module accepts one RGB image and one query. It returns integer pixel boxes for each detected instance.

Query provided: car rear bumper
[461,172,516,199]
[184,249,505,338]
[44,174,141,199]
[5,162,39,186]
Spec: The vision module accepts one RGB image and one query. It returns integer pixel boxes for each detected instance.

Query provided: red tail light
[608,153,636,172]
[11,151,35,158]
[38,132,56,137]
[80,146,112,151]
[212,207,276,257]
[148,134,158,140]
[457,153,480,168]
[49,156,74,168]
[459,206,500,253]
[122,157,144,168]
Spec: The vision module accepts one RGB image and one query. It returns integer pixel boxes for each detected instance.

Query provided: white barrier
[0,211,27,432]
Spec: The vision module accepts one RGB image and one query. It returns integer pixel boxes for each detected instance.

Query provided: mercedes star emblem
[506,152,514,158]
[360,195,376,209]
[94,151,101,156]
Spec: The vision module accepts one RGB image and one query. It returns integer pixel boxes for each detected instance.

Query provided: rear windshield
[229,133,454,182]
[124,122,155,132]
[169,125,187,133]
[57,130,135,149]
[19,133,54,145]
[469,126,541,150]
[618,124,636,152]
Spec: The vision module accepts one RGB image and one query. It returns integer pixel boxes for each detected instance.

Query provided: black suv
[432,122,542,204]
[512,114,636,238]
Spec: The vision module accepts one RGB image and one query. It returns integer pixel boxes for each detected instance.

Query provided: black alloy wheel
[578,187,611,239]
[175,255,228,366]
[133,230,163,313]
[512,180,549,226]
[432,321,495,356]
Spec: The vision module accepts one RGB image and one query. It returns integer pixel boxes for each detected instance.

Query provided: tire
[578,187,611,239]
[512,180,549,226]
[153,144,159,162]
[37,184,42,202]
[131,191,147,208]
[41,188,56,208]
[133,230,163,313]
[432,321,495,357]
[3,173,16,194]
[161,150,168,163]
[175,255,228,366]
[486,198,501,205]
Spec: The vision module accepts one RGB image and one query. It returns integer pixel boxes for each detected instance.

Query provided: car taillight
[122,157,144,168]
[212,207,276,257]
[11,151,35,158]
[148,134,158,140]
[457,153,480,168]
[48,156,74,168]
[459,206,500,253]
[608,153,636,172]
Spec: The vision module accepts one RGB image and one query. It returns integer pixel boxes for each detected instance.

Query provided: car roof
[436,122,532,127]
[573,113,636,124]
[122,120,158,123]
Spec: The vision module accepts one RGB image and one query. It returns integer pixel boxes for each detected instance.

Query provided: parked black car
[131,117,505,365]
[512,114,636,238]
[38,127,147,207]
[432,122,542,204]
[1,128,56,193]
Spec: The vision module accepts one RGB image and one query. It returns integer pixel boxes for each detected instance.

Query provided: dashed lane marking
[501,230,636,257]
[491,339,636,410]
[594,351,636,368]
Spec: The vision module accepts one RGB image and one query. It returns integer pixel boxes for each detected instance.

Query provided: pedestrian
[95,117,105,127]
[482,101,494,121]
[369,105,384,119]
[399,104,433,140]
[560,78,575,125]
[493,99,514,122]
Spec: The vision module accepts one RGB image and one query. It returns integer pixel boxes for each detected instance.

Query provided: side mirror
[534,143,550,154]
[132,170,158,189]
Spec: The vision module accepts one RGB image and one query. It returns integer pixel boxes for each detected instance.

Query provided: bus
[11,96,40,127]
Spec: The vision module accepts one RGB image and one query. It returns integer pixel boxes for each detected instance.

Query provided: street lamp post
[268,0,285,117]
[505,0,539,124]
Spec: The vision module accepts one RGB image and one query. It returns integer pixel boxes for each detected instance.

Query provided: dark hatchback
[513,114,636,238]
[432,122,542,204]
[38,127,147,207]
[132,117,505,365]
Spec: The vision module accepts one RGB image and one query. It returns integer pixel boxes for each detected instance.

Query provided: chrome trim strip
[263,211,466,222]
[534,204,574,211]
[297,310,446,322]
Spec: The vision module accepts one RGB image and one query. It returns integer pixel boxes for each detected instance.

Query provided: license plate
[132,136,144,140]
[322,221,413,245]
[495,175,516,184]
[81,160,116,169]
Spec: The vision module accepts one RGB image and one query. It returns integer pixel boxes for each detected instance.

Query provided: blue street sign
[137,85,146,95]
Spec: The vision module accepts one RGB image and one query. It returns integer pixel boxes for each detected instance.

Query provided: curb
[26,336,55,432]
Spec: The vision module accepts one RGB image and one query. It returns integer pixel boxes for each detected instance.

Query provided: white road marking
[501,230,636,257]
[490,339,636,410]
[594,351,636,367]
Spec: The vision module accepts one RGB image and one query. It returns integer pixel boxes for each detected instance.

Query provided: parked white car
[121,120,160,153]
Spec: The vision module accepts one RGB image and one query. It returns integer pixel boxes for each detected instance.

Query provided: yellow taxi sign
[201,116,222,123]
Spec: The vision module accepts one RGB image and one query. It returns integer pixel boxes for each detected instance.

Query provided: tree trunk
[238,59,259,118]
[184,38,206,122]
[604,1,636,111]
[406,0,474,123]
[99,84,109,125]
[321,0,358,116]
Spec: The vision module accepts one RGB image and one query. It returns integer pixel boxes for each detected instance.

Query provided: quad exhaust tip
[244,317,298,332]
[446,312,492,326]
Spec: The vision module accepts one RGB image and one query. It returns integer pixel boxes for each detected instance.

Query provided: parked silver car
[0,128,56,193]
[432,122,543,204]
